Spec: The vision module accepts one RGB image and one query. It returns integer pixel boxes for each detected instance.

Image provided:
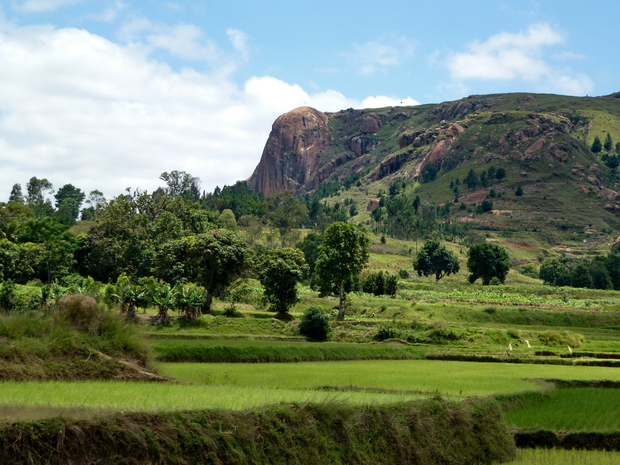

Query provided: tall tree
[159,171,201,200]
[604,133,614,152]
[8,184,24,204]
[413,239,460,281]
[257,248,308,315]
[467,243,511,285]
[314,222,370,319]
[464,169,479,190]
[264,190,308,247]
[591,136,603,153]
[153,230,252,312]
[539,258,571,286]
[55,184,86,223]
[26,177,54,216]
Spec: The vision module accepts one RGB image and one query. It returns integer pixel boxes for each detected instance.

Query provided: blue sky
[1,0,619,201]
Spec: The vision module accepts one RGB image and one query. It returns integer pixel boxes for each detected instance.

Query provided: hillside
[248,93,620,236]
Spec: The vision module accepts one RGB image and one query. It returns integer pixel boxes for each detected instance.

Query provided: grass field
[505,388,620,432]
[158,359,620,397]
[496,448,620,465]
[0,381,421,421]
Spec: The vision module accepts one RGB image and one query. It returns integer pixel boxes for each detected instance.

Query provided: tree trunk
[203,291,213,313]
[154,306,170,325]
[337,280,345,320]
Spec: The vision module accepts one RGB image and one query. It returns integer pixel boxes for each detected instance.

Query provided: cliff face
[245,93,620,232]
[247,107,332,197]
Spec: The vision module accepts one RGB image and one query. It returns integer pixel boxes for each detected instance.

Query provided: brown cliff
[247,107,332,197]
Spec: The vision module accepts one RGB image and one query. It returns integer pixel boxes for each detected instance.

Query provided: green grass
[496,448,620,465]
[158,359,620,397]
[0,381,421,419]
[505,388,620,432]
[154,338,425,362]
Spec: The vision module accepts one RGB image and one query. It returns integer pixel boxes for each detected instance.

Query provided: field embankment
[0,295,160,381]
[0,398,514,465]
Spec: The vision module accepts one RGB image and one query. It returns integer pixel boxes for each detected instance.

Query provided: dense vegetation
[4,92,620,463]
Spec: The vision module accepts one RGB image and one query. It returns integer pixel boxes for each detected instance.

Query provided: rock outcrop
[247,107,332,197]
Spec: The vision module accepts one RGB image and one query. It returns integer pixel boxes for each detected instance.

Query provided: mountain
[248,92,620,234]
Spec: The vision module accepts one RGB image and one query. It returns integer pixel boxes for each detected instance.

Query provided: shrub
[361,271,399,296]
[538,330,584,348]
[299,306,332,341]
[376,323,398,341]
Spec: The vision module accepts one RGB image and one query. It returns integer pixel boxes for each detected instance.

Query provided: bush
[361,271,398,296]
[376,323,399,341]
[298,306,332,341]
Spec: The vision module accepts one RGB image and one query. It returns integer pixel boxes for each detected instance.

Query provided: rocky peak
[247,107,332,197]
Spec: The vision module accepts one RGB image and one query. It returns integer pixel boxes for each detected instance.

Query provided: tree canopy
[413,239,460,281]
[257,248,308,315]
[314,222,370,319]
[466,243,511,285]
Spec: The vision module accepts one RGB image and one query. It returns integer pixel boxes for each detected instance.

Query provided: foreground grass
[497,448,620,465]
[0,381,422,420]
[158,359,620,397]
[0,398,515,465]
[505,388,620,432]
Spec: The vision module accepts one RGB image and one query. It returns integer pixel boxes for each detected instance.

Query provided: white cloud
[447,23,563,81]
[446,23,593,96]
[348,35,416,75]
[226,29,249,61]
[0,24,419,201]
[119,19,222,63]
[88,1,127,22]
[11,0,81,13]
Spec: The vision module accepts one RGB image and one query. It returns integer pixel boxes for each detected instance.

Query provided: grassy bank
[154,338,425,362]
[0,398,515,465]
[0,296,157,381]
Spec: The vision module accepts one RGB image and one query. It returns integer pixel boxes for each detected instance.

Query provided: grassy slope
[316,93,620,252]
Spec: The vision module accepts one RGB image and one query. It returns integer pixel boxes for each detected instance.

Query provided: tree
[515,186,524,197]
[8,184,24,204]
[264,191,308,247]
[413,239,460,281]
[495,167,506,181]
[590,256,612,290]
[467,243,511,285]
[298,305,332,341]
[591,136,603,153]
[539,258,571,286]
[606,253,620,290]
[571,261,593,289]
[257,248,308,315]
[296,232,323,277]
[26,177,54,216]
[153,230,252,312]
[159,170,201,201]
[219,209,237,230]
[314,222,370,319]
[604,133,614,152]
[54,184,85,218]
[421,163,438,183]
[464,169,479,190]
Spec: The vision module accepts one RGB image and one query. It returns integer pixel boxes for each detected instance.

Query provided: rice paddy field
[158,359,620,397]
[3,360,620,425]
[496,448,620,465]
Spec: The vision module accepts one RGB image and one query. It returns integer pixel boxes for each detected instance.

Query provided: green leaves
[467,243,511,285]
[314,222,370,319]
[257,248,308,314]
[413,239,460,281]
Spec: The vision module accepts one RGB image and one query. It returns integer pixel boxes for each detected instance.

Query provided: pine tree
[604,133,614,152]
[591,136,603,153]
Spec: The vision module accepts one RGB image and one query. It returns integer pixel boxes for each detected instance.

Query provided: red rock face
[247,107,332,197]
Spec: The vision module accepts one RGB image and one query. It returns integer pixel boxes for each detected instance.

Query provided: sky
[1,0,619,203]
